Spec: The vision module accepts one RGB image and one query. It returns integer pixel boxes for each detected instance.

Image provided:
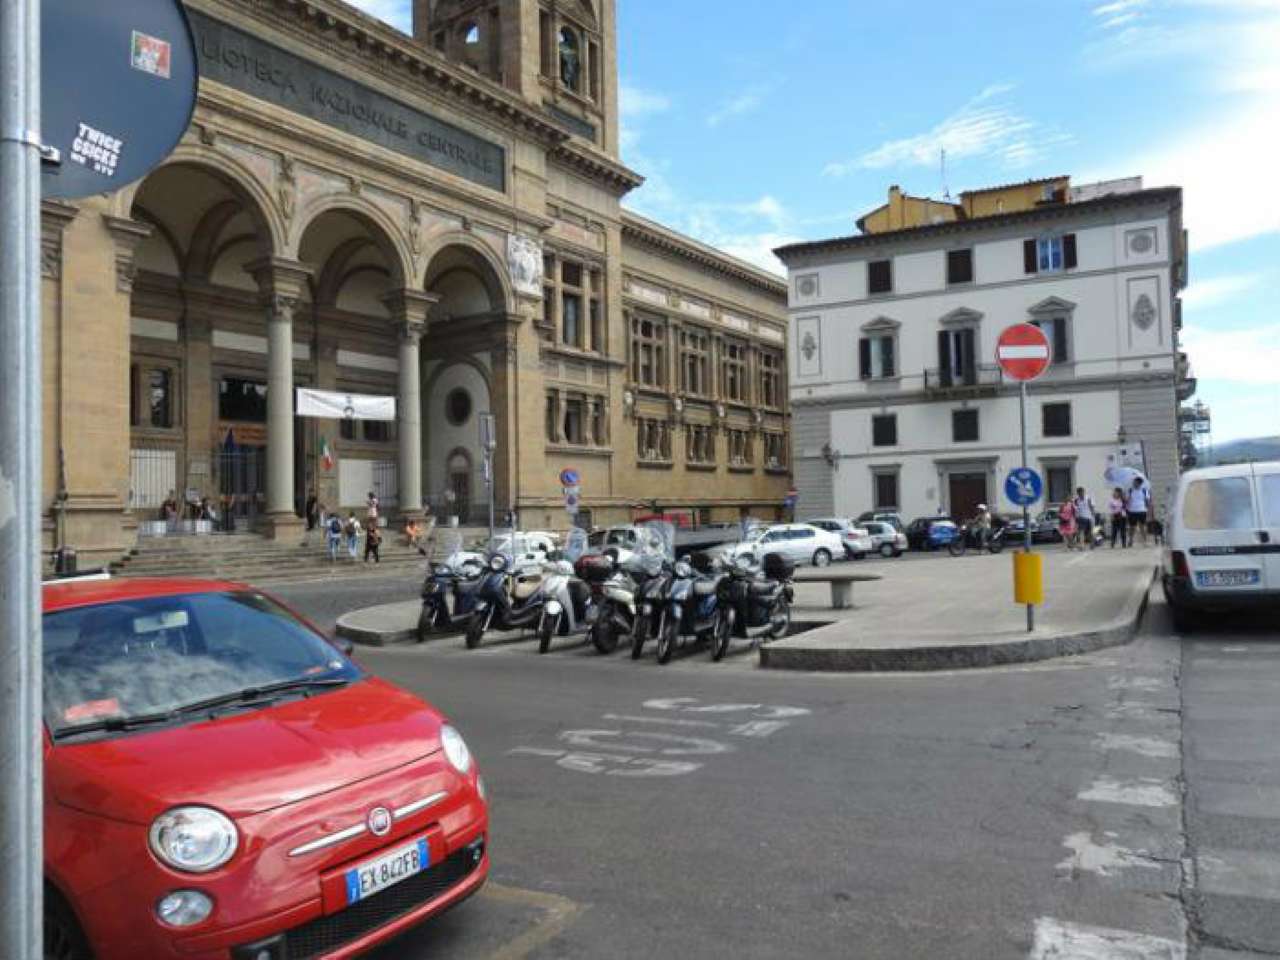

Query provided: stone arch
[291,194,413,291]
[421,230,513,319]
[423,352,493,402]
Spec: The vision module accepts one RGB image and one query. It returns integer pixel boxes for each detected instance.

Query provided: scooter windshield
[437,530,465,569]
[636,520,675,568]
[563,526,589,564]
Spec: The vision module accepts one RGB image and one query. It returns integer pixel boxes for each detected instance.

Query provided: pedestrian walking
[364,523,382,563]
[1108,487,1128,548]
[305,491,319,531]
[1058,498,1079,549]
[1072,487,1097,550]
[1126,477,1151,547]
[344,513,362,560]
[325,512,343,562]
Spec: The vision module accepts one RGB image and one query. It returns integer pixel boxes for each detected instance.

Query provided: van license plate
[1196,570,1260,588]
[345,836,429,905]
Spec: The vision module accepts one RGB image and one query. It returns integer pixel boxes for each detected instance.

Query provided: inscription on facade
[191,12,506,192]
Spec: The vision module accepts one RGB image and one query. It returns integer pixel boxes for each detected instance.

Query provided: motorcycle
[417,531,485,641]
[656,552,730,665]
[717,551,795,660]
[583,522,674,656]
[536,528,597,654]
[948,521,1008,556]
[465,530,554,649]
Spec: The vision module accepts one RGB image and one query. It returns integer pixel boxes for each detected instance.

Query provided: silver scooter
[536,528,595,653]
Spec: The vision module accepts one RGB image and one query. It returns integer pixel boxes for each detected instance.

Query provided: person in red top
[1058,498,1079,550]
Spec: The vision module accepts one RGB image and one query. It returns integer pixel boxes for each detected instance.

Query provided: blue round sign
[559,468,580,487]
[1004,468,1044,507]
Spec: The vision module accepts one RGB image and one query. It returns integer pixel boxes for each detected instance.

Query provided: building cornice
[775,187,1183,264]
[621,212,788,298]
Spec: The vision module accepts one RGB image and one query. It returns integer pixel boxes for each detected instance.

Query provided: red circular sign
[995,324,1051,381]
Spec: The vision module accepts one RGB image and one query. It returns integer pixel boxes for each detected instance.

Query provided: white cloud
[1181,322,1280,385]
[707,86,770,127]
[1093,0,1152,27]
[825,84,1073,175]
[1181,273,1264,309]
[345,0,411,32]
[620,85,672,119]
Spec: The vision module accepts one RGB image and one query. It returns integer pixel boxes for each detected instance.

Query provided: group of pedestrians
[306,490,384,563]
[1057,476,1154,550]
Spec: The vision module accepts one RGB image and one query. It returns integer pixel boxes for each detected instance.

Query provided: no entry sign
[995,324,1051,382]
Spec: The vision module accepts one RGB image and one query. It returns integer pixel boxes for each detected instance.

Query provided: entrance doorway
[948,472,988,523]
[448,451,473,523]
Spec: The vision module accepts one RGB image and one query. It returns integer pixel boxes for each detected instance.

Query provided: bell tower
[413,0,619,158]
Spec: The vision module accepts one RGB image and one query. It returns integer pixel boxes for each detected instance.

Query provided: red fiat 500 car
[41,578,488,960]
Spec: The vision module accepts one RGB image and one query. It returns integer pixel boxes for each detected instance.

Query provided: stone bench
[794,571,883,610]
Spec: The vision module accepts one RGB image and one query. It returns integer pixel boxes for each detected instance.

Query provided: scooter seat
[749,581,780,597]
[692,579,719,598]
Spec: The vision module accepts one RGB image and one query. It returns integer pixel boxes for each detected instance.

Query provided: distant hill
[1203,436,1280,466]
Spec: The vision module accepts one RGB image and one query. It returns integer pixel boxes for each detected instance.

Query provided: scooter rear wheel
[464,612,485,649]
[591,618,619,655]
[948,537,967,557]
[656,616,677,665]
[711,610,733,662]
[416,605,433,644]
[630,615,649,660]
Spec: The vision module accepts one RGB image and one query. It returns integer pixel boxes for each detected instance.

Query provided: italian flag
[320,435,334,472]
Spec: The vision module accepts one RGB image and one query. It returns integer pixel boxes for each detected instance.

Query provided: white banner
[295,388,397,422]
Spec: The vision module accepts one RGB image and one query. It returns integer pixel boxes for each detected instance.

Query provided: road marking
[728,720,792,738]
[602,713,722,729]
[1029,917,1185,959]
[1197,848,1280,902]
[642,697,811,719]
[1067,554,1090,567]
[1056,832,1162,880]
[480,883,584,960]
[1079,777,1179,808]
[1107,676,1167,692]
[559,729,732,756]
[1221,646,1249,653]
[1105,702,1166,719]
[1095,733,1178,759]
[508,747,702,777]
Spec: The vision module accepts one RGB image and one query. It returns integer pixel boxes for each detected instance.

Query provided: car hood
[47,677,444,823]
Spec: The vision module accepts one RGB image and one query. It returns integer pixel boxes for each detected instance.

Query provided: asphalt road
[270,570,1279,959]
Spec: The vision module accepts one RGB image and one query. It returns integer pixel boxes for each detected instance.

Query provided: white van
[1162,460,1280,630]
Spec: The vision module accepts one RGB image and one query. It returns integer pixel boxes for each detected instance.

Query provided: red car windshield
[43,591,361,738]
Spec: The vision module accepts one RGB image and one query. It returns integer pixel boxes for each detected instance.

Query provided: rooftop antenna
[940,147,951,201]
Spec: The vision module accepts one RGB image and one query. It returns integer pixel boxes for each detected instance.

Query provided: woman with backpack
[325,512,343,562]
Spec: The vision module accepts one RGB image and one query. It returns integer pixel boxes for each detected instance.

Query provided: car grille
[280,847,480,959]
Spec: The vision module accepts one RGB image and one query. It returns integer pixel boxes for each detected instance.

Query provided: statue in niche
[558,28,580,90]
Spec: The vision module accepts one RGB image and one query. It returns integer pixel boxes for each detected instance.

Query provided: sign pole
[1020,380,1033,632]
[0,0,43,954]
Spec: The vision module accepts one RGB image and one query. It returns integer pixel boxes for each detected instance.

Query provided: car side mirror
[329,633,355,657]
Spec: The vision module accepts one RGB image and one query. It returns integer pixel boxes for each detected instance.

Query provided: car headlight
[149,807,238,873]
[155,890,214,927]
[441,724,472,775]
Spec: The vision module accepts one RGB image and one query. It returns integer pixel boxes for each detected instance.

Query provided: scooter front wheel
[416,604,433,644]
[711,609,734,662]
[948,538,967,557]
[538,613,558,654]
[656,616,677,665]
[630,615,649,660]
[591,617,619,655]
[767,599,792,641]
[987,536,1006,555]
[464,611,486,649]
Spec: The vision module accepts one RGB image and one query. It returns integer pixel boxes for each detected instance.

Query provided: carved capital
[267,294,300,324]
[380,288,437,329]
[244,256,313,304]
[101,214,153,294]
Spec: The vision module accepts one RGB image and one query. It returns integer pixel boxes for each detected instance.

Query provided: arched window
[558,27,581,90]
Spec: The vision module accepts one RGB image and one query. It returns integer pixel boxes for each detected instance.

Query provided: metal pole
[0,0,43,952]
[1020,380,1034,632]
[486,450,495,540]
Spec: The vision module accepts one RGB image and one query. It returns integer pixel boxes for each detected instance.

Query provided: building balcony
[923,364,1004,397]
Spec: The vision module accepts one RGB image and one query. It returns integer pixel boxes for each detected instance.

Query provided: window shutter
[858,338,872,380]
[1023,239,1038,274]
[1063,234,1078,269]
[881,337,895,378]
[961,329,978,386]
[937,330,952,387]
[1053,318,1069,364]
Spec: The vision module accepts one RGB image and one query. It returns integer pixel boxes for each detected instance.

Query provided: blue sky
[351,0,1279,444]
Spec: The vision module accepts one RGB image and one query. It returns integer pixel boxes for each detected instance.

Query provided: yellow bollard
[1013,550,1044,606]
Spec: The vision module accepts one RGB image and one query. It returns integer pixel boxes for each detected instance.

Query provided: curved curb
[758,565,1156,673]
[336,602,420,647]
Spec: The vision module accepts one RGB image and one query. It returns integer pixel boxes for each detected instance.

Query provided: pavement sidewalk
[761,545,1158,671]
[336,545,1159,671]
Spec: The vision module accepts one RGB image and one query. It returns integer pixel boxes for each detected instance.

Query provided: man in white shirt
[1073,487,1097,549]
[1126,478,1151,546]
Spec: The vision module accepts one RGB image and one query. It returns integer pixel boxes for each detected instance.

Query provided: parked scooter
[656,552,730,665]
[465,530,553,649]
[536,528,596,653]
[417,532,486,641]
[716,551,795,659]
[584,522,674,655]
[949,522,1008,556]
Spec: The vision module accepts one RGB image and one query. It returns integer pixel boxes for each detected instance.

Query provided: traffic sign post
[996,323,1053,632]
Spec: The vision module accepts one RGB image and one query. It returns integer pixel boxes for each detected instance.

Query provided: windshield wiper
[52,709,185,741]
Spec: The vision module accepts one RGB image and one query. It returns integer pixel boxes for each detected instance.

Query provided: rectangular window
[589,400,605,446]
[685,425,714,464]
[129,364,139,427]
[563,398,585,445]
[1038,237,1063,272]
[539,11,553,77]
[680,328,711,396]
[1042,402,1072,438]
[340,419,356,441]
[562,292,581,347]
[1182,477,1256,531]
[589,297,603,353]
[630,315,666,387]
[727,429,752,466]
[149,369,172,428]
[872,414,897,447]
[759,350,782,407]
[723,340,748,402]
[362,421,391,443]
[859,335,896,379]
[764,432,787,469]
[1046,465,1073,504]
[937,328,977,386]
[1024,234,1078,274]
[218,378,267,423]
[588,41,601,101]
[947,249,974,285]
[952,409,979,443]
[1031,316,1070,364]
[638,419,671,461]
[545,394,558,444]
[874,472,899,510]
[868,259,893,295]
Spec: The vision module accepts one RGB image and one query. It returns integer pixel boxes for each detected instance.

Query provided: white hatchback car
[1162,461,1280,631]
[731,523,847,568]
[862,521,908,558]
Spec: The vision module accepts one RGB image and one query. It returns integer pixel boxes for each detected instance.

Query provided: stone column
[382,289,435,521]
[246,258,312,539]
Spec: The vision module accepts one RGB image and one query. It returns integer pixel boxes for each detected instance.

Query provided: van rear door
[1252,463,1280,592]
[1179,472,1264,595]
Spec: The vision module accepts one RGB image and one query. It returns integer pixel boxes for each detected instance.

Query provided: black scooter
[718,551,794,659]
[465,553,551,649]
[656,554,729,665]
[417,559,485,641]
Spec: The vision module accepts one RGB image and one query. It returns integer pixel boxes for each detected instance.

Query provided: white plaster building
[774,178,1191,524]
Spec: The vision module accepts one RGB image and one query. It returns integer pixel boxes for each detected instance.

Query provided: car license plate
[345,836,429,905]
[1196,569,1260,588]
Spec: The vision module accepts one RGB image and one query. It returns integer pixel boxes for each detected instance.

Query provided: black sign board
[41,0,198,200]
[190,12,506,193]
